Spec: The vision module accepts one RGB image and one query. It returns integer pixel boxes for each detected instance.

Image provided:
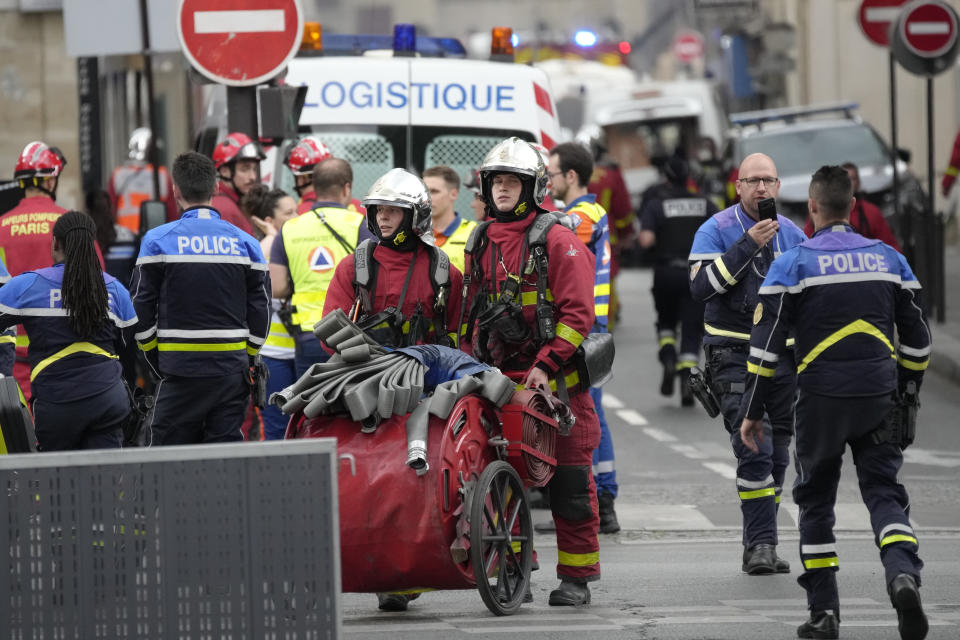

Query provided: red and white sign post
[672,31,704,64]
[177,0,304,87]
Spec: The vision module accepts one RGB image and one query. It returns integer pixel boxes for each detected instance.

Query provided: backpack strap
[350,239,378,320]
[528,214,558,343]
[427,245,453,346]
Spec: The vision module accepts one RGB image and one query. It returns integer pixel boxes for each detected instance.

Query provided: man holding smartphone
[688,153,807,575]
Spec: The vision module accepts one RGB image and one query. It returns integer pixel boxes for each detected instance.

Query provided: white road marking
[670,444,709,459]
[701,461,737,479]
[459,624,623,633]
[641,426,675,442]
[903,448,960,468]
[616,409,647,425]
[601,393,624,409]
[194,10,285,34]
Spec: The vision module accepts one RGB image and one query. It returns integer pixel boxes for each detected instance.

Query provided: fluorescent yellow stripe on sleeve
[246,345,260,356]
[15,334,29,348]
[803,556,839,570]
[557,550,599,567]
[31,342,118,381]
[738,487,776,501]
[513,370,580,393]
[659,336,677,347]
[747,361,776,377]
[595,303,609,316]
[797,319,894,373]
[555,322,585,348]
[594,283,610,296]
[0,335,15,345]
[520,289,555,306]
[157,341,246,352]
[946,165,959,177]
[139,338,158,351]
[713,257,737,285]
[897,357,929,371]
[880,534,918,547]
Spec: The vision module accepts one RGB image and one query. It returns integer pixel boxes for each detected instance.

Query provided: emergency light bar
[730,102,860,127]
[298,23,466,58]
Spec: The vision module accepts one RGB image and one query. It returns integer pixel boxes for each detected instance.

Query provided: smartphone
[757,197,778,221]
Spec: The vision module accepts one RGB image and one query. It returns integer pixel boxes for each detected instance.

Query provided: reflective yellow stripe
[555,323,585,348]
[557,550,599,567]
[676,360,698,370]
[946,165,959,177]
[157,341,246,352]
[797,319,893,374]
[713,257,737,285]
[0,334,14,345]
[880,534,918,547]
[803,556,839,570]
[775,494,781,504]
[520,289,555,306]
[786,338,795,347]
[594,283,610,296]
[595,303,609,317]
[246,345,260,356]
[658,336,676,348]
[139,338,158,351]
[704,324,751,340]
[747,361,776,377]
[513,370,580,393]
[265,334,295,349]
[447,332,458,344]
[738,487,776,501]
[15,334,29,348]
[897,357,929,371]
[31,342,118,381]
[511,541,523,553]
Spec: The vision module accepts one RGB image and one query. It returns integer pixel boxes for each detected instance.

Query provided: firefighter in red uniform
[0,141,70,399]
[211,132,264,235]
[461,137,601,606]
[942,129,960,196]
[285,135,366,215]
[322,168,463,613]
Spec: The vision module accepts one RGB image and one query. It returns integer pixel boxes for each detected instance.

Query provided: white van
[273,31,561,217]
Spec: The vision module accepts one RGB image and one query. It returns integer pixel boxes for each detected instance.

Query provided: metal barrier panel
[0,440,340,640]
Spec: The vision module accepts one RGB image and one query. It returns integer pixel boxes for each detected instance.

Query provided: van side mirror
[897,147,911,164]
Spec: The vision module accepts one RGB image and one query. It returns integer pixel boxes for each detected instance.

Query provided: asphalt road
[340,267,960,639]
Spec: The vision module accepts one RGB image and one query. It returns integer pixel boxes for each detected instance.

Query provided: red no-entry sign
[858,0,909,47]
[673,31,704,64]
[900,0,959,57]
[177,0,304,86]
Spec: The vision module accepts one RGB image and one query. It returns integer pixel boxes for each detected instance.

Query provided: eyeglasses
[738,176,779,188]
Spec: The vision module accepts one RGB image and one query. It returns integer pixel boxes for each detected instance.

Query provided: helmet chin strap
[377,209,419,251]
[22,177,57,201]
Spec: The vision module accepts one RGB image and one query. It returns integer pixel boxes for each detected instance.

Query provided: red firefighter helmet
[212,132,266,169]
[15,141,66,181]
[284,136,333,176]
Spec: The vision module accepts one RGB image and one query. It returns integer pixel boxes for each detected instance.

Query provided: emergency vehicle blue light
[394,24,417,53]
[574,30,597,47]
[316,34,467,57]
[511,33,519,48]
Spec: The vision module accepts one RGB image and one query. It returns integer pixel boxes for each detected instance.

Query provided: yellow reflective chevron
[803,556,839,570]
[557,550,599,567]
[738,487,776,501]
[747,361,776,377]
[797,319,894,373]
[555,323,585,348]
[31,342,118,381]
[880,534,918,547]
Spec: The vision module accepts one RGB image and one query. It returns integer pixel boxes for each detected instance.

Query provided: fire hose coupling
[406,439,429,475]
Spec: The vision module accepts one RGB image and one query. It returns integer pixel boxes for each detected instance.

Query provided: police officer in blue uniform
[689,153,806,575]
[741,166,930,640]
[0,211,137,450]
[639,156,717,405]
[131,152,270,445]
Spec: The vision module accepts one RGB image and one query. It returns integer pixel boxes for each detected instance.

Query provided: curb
[930,325,960,386]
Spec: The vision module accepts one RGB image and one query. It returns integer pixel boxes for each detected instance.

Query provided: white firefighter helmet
[363,168,433,240]
[479,137,548,206]
[128,127,152,162]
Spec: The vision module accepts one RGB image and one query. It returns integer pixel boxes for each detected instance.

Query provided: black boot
[548,579,591,606]
[742,545,790,574]
[377,592,419,611]
[797,610,839,639]
[742,543,776,575]
[889,574,928,640]
[597,492,621,534]
[679,369,694,407]
[659,346,677,396]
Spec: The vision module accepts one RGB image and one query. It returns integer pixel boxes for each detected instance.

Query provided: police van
[264,25,561,218]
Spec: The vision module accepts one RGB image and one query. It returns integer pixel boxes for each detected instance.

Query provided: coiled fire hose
[508,389,566,486]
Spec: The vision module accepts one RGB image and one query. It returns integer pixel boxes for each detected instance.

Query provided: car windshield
[740,125,890,176]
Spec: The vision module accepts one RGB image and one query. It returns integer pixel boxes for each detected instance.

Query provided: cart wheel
[469,460,533,616]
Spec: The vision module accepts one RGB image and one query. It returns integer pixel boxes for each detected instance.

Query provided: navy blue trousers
[150,373,248,445]
[33,380,129,451]
[793,390,923,613]
[706,344,795,549]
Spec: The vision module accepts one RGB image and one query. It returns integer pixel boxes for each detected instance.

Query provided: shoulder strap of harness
[350,239,378,320]
[529,213,558,343]
[427,245,452,345]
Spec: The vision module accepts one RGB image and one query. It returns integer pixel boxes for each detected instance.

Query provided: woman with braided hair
[0,211,138,450]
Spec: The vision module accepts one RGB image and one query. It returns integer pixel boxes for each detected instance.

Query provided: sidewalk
[931,244,960,385]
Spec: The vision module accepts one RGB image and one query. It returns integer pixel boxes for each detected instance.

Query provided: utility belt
[868,382,919,450]
[356,303,451,349]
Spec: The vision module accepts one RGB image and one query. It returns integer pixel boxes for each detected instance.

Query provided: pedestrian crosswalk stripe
[600,393,624,409]
[616,409,647,425]
[641,426,675,442]
[701,461,737,479]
